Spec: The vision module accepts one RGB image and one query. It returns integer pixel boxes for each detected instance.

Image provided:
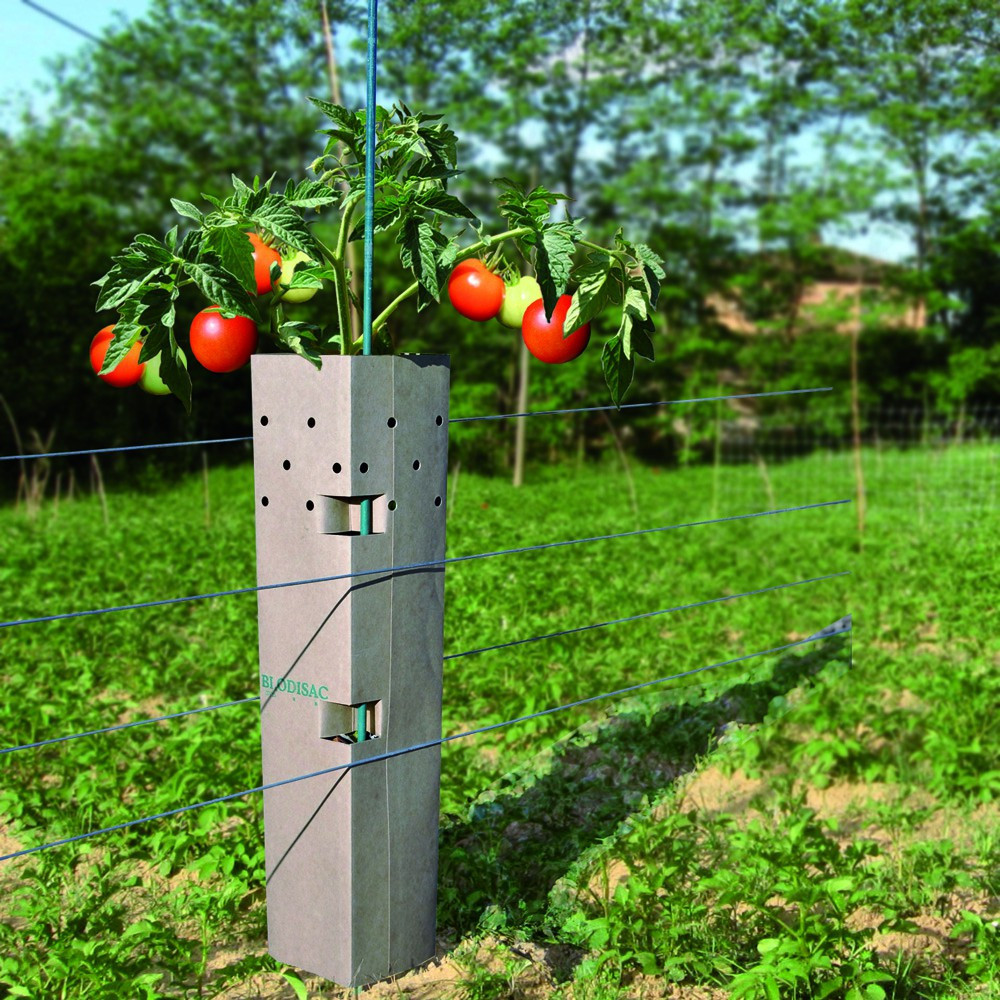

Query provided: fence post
[251,353,449,988]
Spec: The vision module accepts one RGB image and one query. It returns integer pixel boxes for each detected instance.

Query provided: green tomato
[497,275,542,329]
[278,250,319,304]
[139,350,187,396]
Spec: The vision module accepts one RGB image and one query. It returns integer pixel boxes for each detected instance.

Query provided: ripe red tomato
[450,258,486,280]
[448,260,504,321]
[189,308,258,373]
[521,296,591,364]
[248,233,282,296]
[89,325,144,387]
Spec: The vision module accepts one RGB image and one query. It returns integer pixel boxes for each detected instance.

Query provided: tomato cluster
[448,260,590,364]
[249,232,318,303]
[90,231,323,392]
[91,309,257,392]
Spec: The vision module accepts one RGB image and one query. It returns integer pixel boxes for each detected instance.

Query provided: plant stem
[579,238,628,263]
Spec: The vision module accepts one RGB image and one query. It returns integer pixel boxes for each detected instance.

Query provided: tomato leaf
[249,197,314,256]
[534,222,578,317]
[230,174,254,205]
[182,260,258,320]
[94,261,162,312]
[133,235,174,265]
[348,195,407,241]
[418,189,478,224]
[398,218,441,299]
[170,199,203,224]
[564,260,613,332]
[203,226,255,293]
[100,298,146,374]
[602,335,634,408]
[158,332,192,413]
[277,321,323,367]
[632,241,666,278]
[284,179,338,210]
[620,288,656,361]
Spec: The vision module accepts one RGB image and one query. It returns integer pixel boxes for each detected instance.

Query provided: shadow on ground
[436,624,852,940]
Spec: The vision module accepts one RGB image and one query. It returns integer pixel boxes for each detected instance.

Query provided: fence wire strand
[0,572,848,756]
[0,387,832,462]
[0,498,850,630]
[0,698,259,757]
[0,622,851,864]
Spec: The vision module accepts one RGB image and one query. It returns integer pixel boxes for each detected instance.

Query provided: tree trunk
[851,274,867,539]
[512,339,530,488]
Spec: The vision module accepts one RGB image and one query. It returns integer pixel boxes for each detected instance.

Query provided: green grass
[0,443,997,998]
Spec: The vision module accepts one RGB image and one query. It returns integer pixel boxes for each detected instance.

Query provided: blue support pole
[358,0,379,740]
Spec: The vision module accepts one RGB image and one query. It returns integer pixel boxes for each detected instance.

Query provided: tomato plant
[189,309,258,373]
[96,101,664,409]
[448,261,505,321]
[89,325,144,388]
[521,296,591,364]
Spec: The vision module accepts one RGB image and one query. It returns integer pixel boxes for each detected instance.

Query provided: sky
[1,0,151,126]
[1,0,910,263]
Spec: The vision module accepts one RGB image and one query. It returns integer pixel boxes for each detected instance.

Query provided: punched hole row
[276,461,422,472]
[259,414,444,428]
[259,495,442,509]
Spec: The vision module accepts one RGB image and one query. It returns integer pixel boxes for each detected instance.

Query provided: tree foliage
[0,0,997,479]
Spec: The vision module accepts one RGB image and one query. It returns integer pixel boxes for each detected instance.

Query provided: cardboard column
[251,353,449,988]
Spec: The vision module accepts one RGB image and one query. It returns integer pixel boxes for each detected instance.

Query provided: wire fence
[0,384,850,870]
[669,404,1000,517]
[0,376,852,1000]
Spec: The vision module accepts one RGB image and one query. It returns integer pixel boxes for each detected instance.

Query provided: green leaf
[564,260,613,332]
[100,301,145,374]
[349,195,407,241]
[133,234,174,264]
[632,242,666,278]
[182,260,257,319]
[170,198,203,223]
[94,261,162,312]
[176,229,202,262]
[535,222,577,316]
[285,179,338,210]
[277,322,323,367]
[250,196,313,255]
[398,217,441,298]
[757,937,782,955]
[309,98,360,134]
[158,334,192,413]
[281,972,308,1000]
[203,226,255,293]
[419,189,478,223]
[602,336,634,408]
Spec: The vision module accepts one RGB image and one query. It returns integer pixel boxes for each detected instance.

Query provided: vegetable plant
[94,101,665,410]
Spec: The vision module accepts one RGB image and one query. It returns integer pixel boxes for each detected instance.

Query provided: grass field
[0,442,997,999]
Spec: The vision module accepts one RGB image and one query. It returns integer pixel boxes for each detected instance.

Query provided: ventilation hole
[435,415,443,426]
[260,415,269,426]
[360,462,369,474]
[387,417,397,428]
[388,500,397,512]
[412,460,420,470]
[261,496,269,507]
[307,417,316,428]
[434,496,442,507]
[305,500,315,511]
[332,462,342,474]
[282,460,291,470]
